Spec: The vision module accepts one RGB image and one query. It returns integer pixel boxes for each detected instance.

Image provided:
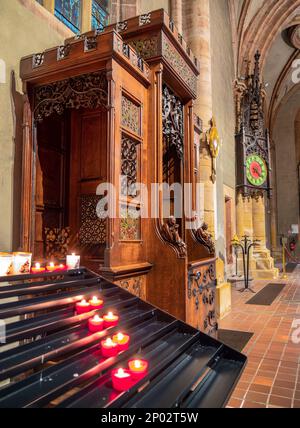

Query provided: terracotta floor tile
[242,401,266,408]
[219,271,300,408]
[269,396,292,408]
[245,391,268,404]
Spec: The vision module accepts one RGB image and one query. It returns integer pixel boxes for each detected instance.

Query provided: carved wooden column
[183,0,214,237]
[170,0,183,34]
[20,93,33,252]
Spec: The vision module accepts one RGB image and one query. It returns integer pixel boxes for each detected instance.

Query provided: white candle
[12,252,32,274]
[66,253,80,269]
[0,253,13,276]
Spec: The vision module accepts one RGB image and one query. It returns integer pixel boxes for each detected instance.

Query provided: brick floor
[221,267,300,408]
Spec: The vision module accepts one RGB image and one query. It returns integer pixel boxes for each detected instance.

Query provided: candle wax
[111,368,133,392]
[88,315,104,333]
[101,338,119,358]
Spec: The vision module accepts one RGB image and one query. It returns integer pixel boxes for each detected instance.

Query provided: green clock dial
[246,154,267,187]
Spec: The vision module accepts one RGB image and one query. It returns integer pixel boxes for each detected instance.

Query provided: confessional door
[69,108,107,269]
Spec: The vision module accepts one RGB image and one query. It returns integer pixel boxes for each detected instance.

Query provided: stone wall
[209,0,236,268]
[273,92,300,237]
[0,0,71,251]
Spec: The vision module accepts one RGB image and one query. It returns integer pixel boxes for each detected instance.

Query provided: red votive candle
[46,262,57,272]
[128,359,149,381]
[76,299,91,315]
[101,337,119,358]
[31,263,46,274]
[111,368,133,392]
[103,312,119,328]
[112,332,130,351]
[89,296,104,310]
[88,315,104,333]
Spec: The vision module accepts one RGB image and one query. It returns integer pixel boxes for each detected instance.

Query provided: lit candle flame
[117,368,125,376]
[117,333,124,341]
[134,360,141,369]
[81,299,87,305]
[93,315,102,322]
[50,262,54,268]
[107,312,114,319]
[35,263,41,269]
[105,338,114,346]
[92,296,98,303]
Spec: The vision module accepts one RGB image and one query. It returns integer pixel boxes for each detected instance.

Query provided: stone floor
[221,267,300,408]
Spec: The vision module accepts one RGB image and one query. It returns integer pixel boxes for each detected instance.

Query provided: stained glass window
[91,0,109,31]
[54,0,82,34]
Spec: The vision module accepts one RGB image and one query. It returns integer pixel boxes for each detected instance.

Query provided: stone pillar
[170,0,183,34]
[236,193,253,238]
[183,0,214,236]
[252,196,267,247]
[43,0,55,14]
[81,0,93,32]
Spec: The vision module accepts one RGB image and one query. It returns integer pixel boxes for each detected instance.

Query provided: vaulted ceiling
[229,0,300,132]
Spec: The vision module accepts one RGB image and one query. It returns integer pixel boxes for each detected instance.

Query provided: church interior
[0,0,299,409]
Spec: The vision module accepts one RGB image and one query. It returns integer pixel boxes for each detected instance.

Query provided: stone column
[43,0,55,14]
[183,0,214,236]
[252,196,267,247]
[236,194,253,238]
[170,0,183,34]
[81,0,93,32]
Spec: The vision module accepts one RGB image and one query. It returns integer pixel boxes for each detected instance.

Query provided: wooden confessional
[20,9,217,336]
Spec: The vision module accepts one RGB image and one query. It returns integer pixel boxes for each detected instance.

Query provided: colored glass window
[91,0,109,31]
[54,0,82,34]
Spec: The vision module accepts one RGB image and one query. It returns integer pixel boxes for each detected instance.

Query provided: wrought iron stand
[232,235,260,293]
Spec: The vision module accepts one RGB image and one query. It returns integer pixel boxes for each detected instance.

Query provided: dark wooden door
[69,108,107,267]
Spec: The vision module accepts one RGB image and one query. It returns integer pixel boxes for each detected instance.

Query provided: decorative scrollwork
[117,21,128,32]
[79,195,106,245]
[57,44,71,61]
[84,36,97,51]
[161,216,187,258]
[33,53,44,68]
[193,222,215,255]
[34,71,108,122]
[188,263,216,309]
[162,85,184,160]
[121,136,138,197]
[139,13,151,26]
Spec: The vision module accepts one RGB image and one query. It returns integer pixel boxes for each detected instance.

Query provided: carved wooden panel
[80,113,105,180]
[120,204,141,241]
[79,195,106,245]
[44,227,71,259]
[128,36,160,60]
[34,71,108,122]
[162,33,197,96]
[162,85,184,160]
[121,95,141,136]
[116,276,146,300]
[121,136,138,197]
[187,262,217,337]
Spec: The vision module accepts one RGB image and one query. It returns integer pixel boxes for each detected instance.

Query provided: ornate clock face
[246,154,267,187]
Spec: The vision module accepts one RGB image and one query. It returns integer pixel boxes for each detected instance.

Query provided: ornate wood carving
[117,21,128,32]
[44,227,71,259]
[162,33,197,95]
[188,263,218,336]
[84,36,97,52]
[162,85,184,160]
[32,53,44,68]
[121,136,138,197]
[120,205,141,241]
[121,95,141,135]
[193,222,215,255]
[128,36,159,60]
[139,13,151,26]
[57,44,71,61]
[118,276,146,300]
[79,195,106,245]
[161,216,187,258]
[34,71,108,122]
